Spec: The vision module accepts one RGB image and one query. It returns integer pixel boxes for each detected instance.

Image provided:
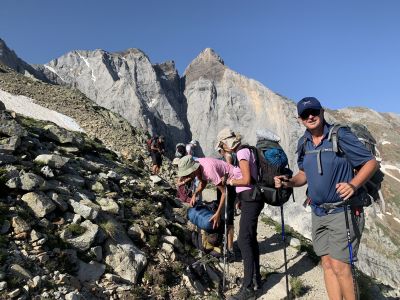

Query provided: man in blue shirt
[274,97,378,300]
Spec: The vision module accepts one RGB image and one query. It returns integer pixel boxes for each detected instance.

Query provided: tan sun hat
[172,157,181,165]
[177,155,200,177]
[215,127,241,150]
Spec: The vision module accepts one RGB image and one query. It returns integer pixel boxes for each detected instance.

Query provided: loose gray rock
[77,260,105,282]
[67,199,99,220]
[96,197,119,214]
[9,264,32,280]
[40,165,54,178]
[60,220,99,251]
[21,191,56,218]
[6,172,46,191]
[34,154,70,169]
[44,124,84,146]
[11,216,30,234]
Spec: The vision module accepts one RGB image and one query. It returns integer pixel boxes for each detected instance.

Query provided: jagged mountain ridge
[34,48,190,151]
[1,38,400,293]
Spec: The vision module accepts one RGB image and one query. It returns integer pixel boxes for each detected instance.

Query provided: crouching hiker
[177,155,236,231]
[216,128,264,300]
[274,97,378,300]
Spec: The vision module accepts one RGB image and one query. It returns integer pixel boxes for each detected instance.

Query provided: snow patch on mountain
[0,89,83,132]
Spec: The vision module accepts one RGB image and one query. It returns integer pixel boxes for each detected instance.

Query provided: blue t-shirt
[297,123,374,206]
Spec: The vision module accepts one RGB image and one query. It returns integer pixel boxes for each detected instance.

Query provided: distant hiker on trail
[150,135,165,175]
[274,97,378,300]
[186,140,198,157]
[216,128,264,300]
[177,155,235,230]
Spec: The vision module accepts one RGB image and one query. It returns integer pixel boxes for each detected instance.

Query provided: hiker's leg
[252,202,264,284]
[227,225,234,251]
[330,257,356,300]
[321,255,342,300]
[328,209,365,300]
[237,197,263,288]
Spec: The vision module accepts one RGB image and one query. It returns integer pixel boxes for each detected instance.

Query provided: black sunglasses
[300,109,321,120]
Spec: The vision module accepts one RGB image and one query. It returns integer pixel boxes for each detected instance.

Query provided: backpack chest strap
[304,148,335,174]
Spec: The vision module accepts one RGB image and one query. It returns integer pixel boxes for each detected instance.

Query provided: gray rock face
[36,49,189,150]
[0,38,43,78]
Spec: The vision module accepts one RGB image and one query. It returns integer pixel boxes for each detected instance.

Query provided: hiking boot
[228,287,256,300]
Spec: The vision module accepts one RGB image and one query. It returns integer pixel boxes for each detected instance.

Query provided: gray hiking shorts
[312,208,365,263]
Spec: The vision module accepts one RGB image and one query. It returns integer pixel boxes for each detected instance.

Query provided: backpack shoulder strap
[296,134,307,155]
[236,145,259,183]
[328,124,349,153]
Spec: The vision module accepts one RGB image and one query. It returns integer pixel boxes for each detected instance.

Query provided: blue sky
[1,0,399,113]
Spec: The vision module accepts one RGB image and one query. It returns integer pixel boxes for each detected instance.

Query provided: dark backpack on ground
[237,131,293,206]
[299,123,384,206]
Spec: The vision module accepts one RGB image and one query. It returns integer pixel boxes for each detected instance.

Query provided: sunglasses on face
[300,109,321,120]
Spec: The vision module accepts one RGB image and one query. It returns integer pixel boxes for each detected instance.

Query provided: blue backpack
[187,201,218,233]
[236,132,293,206]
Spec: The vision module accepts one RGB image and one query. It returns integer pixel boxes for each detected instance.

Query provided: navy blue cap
[297,97,322,116]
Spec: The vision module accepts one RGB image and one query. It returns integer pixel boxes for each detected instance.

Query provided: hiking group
[150,96,381,300]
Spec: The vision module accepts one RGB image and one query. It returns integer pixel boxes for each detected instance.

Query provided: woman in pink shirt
[177,155,235,230]
[216,127,264,300]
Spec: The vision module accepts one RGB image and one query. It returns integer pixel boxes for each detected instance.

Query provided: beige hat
[177,155,200,177]
[215,127,241,150]
[172,157,181,165]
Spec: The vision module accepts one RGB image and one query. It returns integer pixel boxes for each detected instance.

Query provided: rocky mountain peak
[183,48,226,86]
[194,48,224,65]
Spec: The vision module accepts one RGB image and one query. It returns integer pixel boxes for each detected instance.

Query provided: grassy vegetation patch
[99,220,118,240]
[65,223,86,237]
[290,277,310,298]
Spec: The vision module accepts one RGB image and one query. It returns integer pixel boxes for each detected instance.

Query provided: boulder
[60,220,99,251]
[103,216,147,284]
[77,260,105,282]
[6,172,47,191]
[21,191,56,218]
[43,124,84,146]
[96,197,119,214]
[0,136,20,153]
[34,154,70,169]
[11,216,30,234]
[0,111,27,137]
[68,199,99,220]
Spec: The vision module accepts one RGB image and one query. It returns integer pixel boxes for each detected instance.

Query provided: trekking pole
[344,205,359,299]
[280,204,290,299]
[222,173,229,291]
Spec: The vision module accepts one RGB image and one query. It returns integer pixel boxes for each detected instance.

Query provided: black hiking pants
[237,189,264,288]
